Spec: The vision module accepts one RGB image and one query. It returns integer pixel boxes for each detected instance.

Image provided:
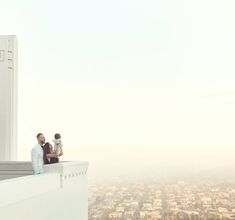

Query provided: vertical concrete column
[0,36,18,161]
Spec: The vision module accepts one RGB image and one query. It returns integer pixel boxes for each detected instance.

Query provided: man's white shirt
[31,144,44,174]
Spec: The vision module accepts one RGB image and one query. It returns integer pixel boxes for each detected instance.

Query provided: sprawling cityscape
[89,176,235,220]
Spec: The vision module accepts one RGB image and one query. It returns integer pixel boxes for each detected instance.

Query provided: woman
[43,142,59,164]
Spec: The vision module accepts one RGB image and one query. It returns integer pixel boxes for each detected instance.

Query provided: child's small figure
[52,133,64,162]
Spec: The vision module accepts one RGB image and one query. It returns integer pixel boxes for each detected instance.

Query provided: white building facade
[0,35,18,161]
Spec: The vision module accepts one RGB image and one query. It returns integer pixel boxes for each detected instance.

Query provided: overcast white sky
[1,0,235,178]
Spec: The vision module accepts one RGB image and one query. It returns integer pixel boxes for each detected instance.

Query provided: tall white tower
[0,36,18,161]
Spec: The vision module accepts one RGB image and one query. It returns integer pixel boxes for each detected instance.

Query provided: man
[31,133,45,174]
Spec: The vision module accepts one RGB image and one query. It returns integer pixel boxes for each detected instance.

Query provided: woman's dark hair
[43,142,52,164]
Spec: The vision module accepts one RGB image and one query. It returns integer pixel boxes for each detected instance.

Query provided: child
[52,133,64,162]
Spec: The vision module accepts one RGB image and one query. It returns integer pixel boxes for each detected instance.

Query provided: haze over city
[2,0,235,179]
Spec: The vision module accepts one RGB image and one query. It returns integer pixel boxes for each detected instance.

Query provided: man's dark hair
[36,133,43,138]
[54,133,61,139]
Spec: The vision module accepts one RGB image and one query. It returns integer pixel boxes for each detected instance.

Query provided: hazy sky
[1,0,235,178]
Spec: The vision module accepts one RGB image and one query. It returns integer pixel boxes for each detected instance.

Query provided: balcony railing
[0,161,89,220]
